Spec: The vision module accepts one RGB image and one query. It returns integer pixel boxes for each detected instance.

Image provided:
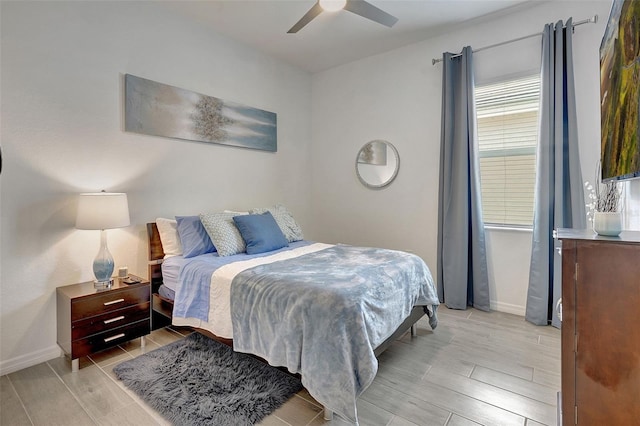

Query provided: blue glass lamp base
[93,230,115,289]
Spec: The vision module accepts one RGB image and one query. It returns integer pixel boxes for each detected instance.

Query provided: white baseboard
[490,300,526,317]
[0,345,62,376]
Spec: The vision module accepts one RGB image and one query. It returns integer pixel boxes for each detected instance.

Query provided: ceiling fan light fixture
[319,0,347,12]
[288,0,397,34]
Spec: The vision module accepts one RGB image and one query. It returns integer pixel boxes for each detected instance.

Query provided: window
[475,75,541,226]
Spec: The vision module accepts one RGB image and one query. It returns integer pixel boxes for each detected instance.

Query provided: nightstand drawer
[72,301,150,340]
[71,285,150,321]
[71,319,150,359]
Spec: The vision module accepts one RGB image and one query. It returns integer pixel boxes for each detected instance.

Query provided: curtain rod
[431,15,598,66]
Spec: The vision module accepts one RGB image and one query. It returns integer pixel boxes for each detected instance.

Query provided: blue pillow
[175,216,216,258]
[233,212,288,255]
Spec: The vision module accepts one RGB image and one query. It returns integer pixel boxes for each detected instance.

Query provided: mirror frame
[355,140,400,189]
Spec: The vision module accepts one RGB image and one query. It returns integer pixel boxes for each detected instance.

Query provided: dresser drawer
[71,285,150,321]
[72,301,150,340]
[71,319,150,359]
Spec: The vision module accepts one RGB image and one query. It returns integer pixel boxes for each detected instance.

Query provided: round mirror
[356,140,400,189]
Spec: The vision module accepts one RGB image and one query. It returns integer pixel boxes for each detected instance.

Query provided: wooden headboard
[147,222,164,293]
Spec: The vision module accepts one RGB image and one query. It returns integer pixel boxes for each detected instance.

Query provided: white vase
[593,211,622,237]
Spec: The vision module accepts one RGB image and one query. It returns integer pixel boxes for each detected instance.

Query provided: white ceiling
[159,0,538,73]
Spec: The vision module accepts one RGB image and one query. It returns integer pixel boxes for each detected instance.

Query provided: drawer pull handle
[103,298,125,306]
[104,333,125,343]
[103,316,125,324]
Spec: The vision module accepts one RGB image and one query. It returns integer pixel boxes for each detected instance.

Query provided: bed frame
[147,223,173,331]
[146,222,426,419]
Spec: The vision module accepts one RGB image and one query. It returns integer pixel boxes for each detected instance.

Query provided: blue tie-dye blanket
[229,244,439,424]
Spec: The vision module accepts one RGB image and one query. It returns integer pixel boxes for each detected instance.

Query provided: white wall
[310,0,613,316]
[624,179,640,229]
[0,2,312,374]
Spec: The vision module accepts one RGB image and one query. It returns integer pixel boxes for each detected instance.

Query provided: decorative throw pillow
[200,212,246,257]
[175,216,216,258]
[155,218,182,258]
[249,204,304,243]
[233,212,288,255]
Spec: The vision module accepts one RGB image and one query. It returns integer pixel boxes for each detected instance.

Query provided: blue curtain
[527,19,586,327]
[437,47,490,311]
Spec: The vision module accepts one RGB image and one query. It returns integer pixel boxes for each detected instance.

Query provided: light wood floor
[1,306,560,426]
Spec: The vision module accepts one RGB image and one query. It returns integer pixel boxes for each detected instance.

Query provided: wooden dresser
[56,276,151,371]
[557,229,640,425]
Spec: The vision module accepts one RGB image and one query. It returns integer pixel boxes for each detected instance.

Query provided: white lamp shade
[76,193,130,230]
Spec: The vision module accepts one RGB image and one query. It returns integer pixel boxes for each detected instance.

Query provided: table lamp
[76,192,130,288]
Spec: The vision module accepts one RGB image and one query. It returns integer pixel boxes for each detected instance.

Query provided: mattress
[161,255,183,292]
[158,284,175,301]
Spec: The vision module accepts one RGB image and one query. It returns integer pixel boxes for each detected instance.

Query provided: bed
[146,213,438,425]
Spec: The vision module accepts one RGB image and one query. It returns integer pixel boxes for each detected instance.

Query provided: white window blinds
[475,75,541,226]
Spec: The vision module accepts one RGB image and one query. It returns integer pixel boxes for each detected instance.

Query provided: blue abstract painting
[125,74,277,152]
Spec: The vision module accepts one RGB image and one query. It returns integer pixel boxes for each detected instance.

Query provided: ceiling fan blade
[343,0,398,28]
[287,2,324,33]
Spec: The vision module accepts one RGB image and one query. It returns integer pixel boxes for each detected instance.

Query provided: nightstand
[56,276,151,372]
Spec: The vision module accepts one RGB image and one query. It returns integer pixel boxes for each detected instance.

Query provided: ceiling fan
[287,0,398,34]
